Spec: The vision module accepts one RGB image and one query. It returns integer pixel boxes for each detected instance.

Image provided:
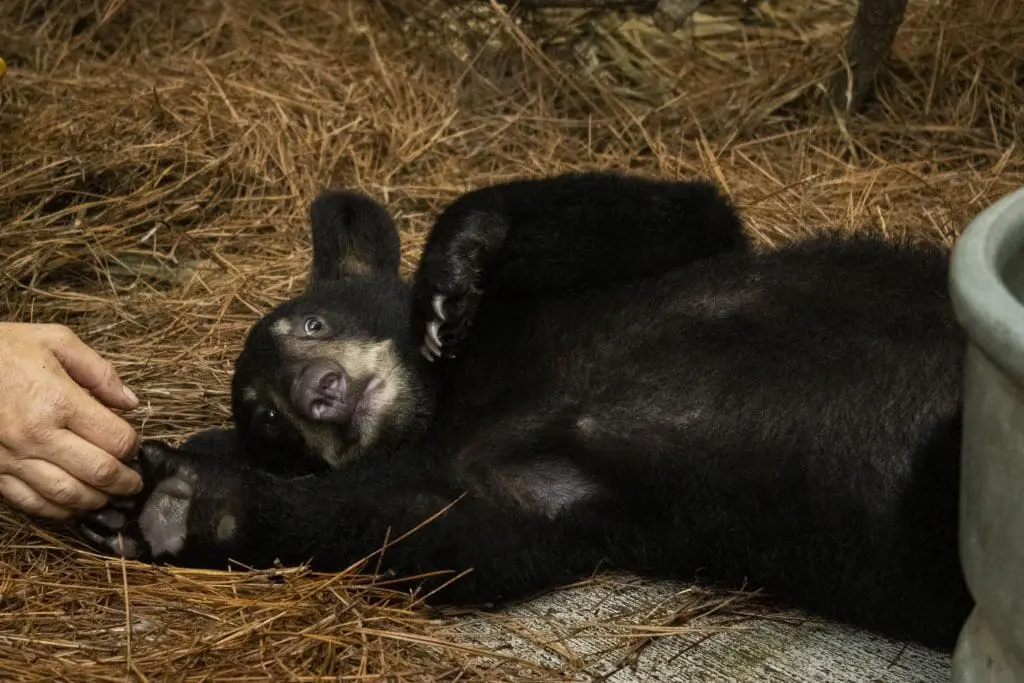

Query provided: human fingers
[4,457,110,511]
[0,472,76,520]
[62,382,141,466]
[43,324,139,410]
[37,428,143,498]
[0,359,141,494]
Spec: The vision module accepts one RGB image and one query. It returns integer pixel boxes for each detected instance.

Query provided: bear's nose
[291,358,350,424]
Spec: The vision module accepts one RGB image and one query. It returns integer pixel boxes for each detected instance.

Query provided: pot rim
[950,186,1024,386]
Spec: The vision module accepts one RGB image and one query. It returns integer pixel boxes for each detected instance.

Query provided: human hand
[0,323,143,519]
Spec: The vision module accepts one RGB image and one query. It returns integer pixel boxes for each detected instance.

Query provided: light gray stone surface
[451,577,952,681]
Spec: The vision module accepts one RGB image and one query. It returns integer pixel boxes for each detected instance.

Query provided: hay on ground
[0,0,1022,679]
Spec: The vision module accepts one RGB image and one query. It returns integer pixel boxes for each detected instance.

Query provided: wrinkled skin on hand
[0,323,143,519]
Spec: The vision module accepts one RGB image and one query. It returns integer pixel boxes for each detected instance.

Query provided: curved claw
[431,295,447,322]
[77,523,109,548]
[421,327,443,361]
[426,320,443,352]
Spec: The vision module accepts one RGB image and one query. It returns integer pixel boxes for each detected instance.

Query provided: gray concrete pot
[950,187,1024,682]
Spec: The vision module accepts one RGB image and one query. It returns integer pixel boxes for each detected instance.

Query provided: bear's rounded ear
[306,189,401,288]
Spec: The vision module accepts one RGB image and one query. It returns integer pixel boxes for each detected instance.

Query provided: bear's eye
[261,407,280,426]
[303,316,327,336]
[256,407,282,435]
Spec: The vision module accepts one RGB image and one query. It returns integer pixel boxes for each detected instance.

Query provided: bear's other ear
[306,189,401,287]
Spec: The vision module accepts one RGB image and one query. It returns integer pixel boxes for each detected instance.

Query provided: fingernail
[122,386,139,406]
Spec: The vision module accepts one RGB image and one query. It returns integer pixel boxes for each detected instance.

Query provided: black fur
[413,174,748,357]
[307,188,402,284]
[228,190,434,475]
[80,172,973,652]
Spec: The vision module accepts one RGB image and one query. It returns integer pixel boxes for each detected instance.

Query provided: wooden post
[827,0,909,114]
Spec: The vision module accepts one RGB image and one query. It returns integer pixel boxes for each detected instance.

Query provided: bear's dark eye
[253,406,298,448]
[303,316,326,336]
[257,407,281,434]
[256,409,284,440]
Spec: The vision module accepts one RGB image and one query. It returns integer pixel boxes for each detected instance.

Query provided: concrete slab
[453,577,952,681]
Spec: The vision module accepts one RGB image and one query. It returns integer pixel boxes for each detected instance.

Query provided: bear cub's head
[230,190,435,476]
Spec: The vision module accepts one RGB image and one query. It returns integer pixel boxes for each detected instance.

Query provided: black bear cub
[80,172,973,652]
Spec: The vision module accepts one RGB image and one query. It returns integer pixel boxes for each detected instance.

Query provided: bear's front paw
[78,441,245,564]
[416,211,508,362]
[76,496,149,561]
[420,292,471,362]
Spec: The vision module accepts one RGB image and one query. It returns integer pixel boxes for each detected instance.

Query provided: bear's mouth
[340,375,384,443]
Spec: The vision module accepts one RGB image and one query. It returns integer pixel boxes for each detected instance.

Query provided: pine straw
[0,0,1022,679]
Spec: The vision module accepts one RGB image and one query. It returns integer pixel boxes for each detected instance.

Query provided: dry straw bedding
[0,0,1022,679]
